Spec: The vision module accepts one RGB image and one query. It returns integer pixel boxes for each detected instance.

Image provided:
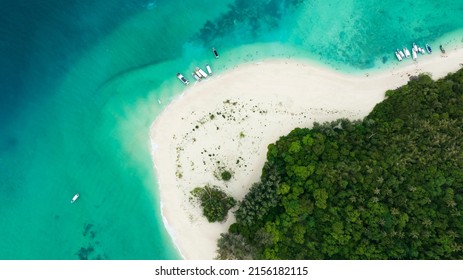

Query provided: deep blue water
[0,0,144,122]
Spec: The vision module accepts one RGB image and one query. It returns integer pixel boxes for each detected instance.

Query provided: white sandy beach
[150,45,463,259]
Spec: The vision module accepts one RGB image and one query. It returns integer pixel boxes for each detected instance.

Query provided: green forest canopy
[217,69,463,260]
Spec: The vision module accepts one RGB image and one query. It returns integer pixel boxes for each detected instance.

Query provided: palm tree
[422,218,432,228]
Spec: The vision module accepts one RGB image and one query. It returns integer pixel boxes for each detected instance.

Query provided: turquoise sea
[0,0,462,259]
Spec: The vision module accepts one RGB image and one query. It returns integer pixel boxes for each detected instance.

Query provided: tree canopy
[217,69,463,260]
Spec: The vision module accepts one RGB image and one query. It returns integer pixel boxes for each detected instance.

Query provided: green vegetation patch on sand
[191,185,236,223]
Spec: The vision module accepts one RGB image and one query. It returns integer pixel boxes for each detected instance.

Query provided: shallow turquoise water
[0,0,462,259]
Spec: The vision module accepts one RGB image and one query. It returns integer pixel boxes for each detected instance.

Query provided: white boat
[176,73,190,85]
[398,49,405,58]
[206,64,212,75]
[425,44,432,54]
[395,50,403,61]
[194,68,202,78]
[196,67,208,78]
[192,72,201,81]
[413,43,419,53]
[419,47,425,54]
[403,47,411,58]
[71,193,79,203]
[412,48,417,60]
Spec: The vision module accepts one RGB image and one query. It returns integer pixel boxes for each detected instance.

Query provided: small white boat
[176,73,189,85]
[425,44,432,54]
[212,47,219,58]
[71,193,79,204]
[196,67,208,78]
[192,72,201,81]
[395,50,403,61]
[412,48,417,60]
[413,43,419,53]
[206,64,212,75]
[403,47,411,58]
[419,47,425,54]
[194,68,202,78]
[398,49,405,58]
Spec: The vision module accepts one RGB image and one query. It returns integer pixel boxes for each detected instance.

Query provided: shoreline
[150,45,463,260]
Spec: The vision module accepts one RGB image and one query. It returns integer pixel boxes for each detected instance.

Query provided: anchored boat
[440,45,446,54]
[176,73,190,85]
[412,48,417,61]
[395,50,403,61]
[212,47,219,58]
[206,64,212,75]
[398,49,405,58]
[425,44,432,54]
[71,193,79,203]
[192,72,201,81]
[403,47,411,58]
[195,67,208,78]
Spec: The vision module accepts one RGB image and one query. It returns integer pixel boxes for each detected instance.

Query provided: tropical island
[150,45,463,259]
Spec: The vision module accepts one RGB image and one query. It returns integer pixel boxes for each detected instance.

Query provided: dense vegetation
[191,185,236,223]
[217,69,463,259]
